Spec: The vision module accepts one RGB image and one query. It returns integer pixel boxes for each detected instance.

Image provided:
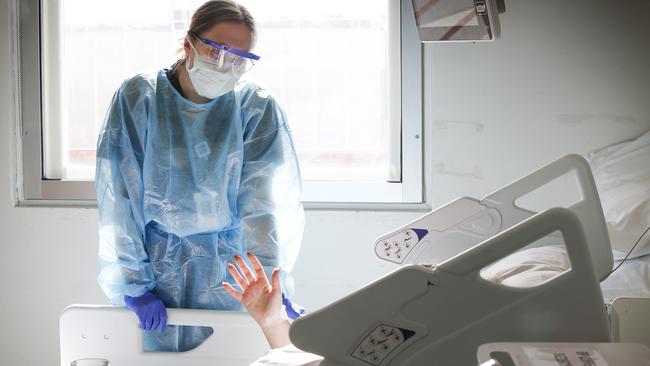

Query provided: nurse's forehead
[199,22,253,51]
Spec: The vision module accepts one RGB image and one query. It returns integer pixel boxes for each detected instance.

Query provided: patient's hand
[223,252,284,328]
[224,252,290,348]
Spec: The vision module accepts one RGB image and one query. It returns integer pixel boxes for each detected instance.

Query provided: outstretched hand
[223,252,291,349]
[223,252,284,328]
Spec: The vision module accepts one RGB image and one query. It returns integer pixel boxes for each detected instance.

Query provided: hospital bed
[287,155,648,366]
[60,155,650,365]
[60,289,650,366]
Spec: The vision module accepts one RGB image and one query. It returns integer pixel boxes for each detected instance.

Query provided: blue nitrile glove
[282,292,306,320]
[124,291,168,332]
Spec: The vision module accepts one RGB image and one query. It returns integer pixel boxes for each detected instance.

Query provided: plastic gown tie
[96,70,304,351]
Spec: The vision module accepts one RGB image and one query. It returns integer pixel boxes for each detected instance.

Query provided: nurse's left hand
[223,252,284,328]
[124,291,168,332]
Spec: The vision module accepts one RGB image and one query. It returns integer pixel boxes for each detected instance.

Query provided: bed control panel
[351,324,415,365]
[375,229,429,264]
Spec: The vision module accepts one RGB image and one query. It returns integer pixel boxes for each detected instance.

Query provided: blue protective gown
[95,70,304,351]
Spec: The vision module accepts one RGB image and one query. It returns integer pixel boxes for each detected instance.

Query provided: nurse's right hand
[124,291,168,332]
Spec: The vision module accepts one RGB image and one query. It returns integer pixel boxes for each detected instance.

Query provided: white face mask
[185,41,242,99]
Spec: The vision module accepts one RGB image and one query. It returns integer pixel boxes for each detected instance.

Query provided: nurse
[95,0,304,351]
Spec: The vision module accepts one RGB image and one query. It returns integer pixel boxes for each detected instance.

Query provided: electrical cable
[602,224,650,281]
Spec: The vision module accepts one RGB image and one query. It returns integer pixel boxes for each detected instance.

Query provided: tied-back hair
[173,0,256,73]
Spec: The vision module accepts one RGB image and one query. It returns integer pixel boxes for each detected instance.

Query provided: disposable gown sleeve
[95,84,155,305]
[238,90,305,286]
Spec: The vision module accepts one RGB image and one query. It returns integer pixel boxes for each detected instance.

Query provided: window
[12,0,423,207]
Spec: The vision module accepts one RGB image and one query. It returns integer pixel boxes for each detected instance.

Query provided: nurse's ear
[183,38,194,69]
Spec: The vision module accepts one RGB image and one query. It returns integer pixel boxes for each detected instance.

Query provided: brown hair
[188,0,256,40]
[174,0,256,71]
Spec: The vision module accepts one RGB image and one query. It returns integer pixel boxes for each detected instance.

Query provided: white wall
[1,0,649,364]
[425,0,650,205]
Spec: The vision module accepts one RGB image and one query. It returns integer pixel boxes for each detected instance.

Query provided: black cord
[603,224,650,281]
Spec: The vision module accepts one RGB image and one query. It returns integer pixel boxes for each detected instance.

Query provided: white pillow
[586,131,650,259]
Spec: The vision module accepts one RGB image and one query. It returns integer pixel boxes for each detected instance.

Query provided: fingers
[137,314,147,330]
[234,255,256,284]
[144,311,154,330]
[271,267,281,293]
[150,312,160,332]
[159,308,168,333]
[247,252,270,287]
[223,281,243,301]
[227,262,248,290]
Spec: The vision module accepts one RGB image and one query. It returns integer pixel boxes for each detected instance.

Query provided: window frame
[11,0,424,209]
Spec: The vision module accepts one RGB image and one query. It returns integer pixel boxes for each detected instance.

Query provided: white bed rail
[60,306,268,366]
[374,154,614,281]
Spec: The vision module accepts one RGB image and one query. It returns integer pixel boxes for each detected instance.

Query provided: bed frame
[610,297,650,347]
[60,306,268,366]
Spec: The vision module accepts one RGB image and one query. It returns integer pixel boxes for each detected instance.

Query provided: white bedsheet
[482,245,650,303]
[250,344,322,366]
[601,255,650,303]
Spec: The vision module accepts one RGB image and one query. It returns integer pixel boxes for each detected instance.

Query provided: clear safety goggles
[189,34,260,73]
